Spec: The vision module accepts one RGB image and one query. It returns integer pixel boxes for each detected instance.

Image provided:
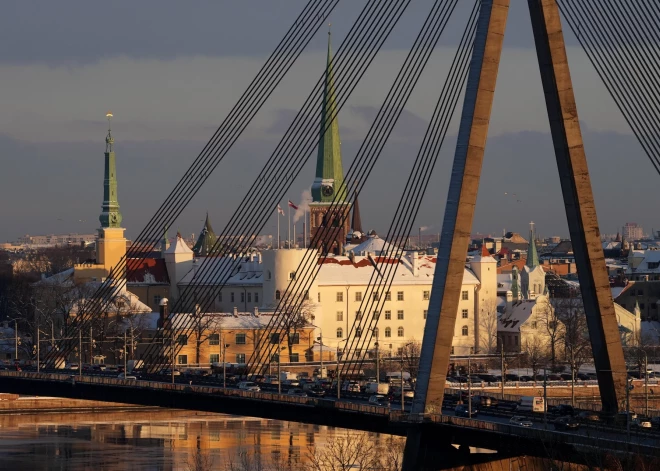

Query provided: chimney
[411,252,419,277]
[254,306,259,317]
[158,298,169,328]
[233,306,238,317]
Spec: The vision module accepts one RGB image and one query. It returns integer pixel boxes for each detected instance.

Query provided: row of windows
[275,290,309,301]
[175,332,302,347]
[179,353,248,365]
[336,290,435,302]
[335,309,468,321]
[218,291,260,303]
[336,326,406,338]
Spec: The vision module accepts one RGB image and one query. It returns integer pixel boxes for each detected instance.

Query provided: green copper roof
[312,32,346,203]
[526,226,539,268]
[99,114,122,228]
[193,213,217,256]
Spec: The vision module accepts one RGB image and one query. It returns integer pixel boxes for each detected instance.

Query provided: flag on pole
[277,204,285,216]
[288,200,299,210]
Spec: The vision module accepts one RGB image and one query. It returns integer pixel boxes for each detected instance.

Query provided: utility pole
[337,347,341,399]
[78,329,82,378]
[14,320,18,363]
[626,378,632,442]
[222,335,227,389]
[89,326,93,365]
[645,352,649,417]
[375,336,380,383]
[171,328,175,385]
[36,326,40,373]
[123,330,127,376]
[400,348,405,412]
[500,337,505,399]
[543,367,548,430]
[278,348,282,394]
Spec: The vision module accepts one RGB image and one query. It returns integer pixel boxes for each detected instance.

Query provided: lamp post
[498,335,505,399]
[78,328,82,378]
[401,342,413,413]
[336,338,348,399]
[626,377,634,442]
[310,322,323,379]
[468,347,473,418]
[36,325,40,373]
[644,352,649,417]
[543,367,548,430]
[123,330,127,376]
[375,335,380,383]
[14,319,18,362]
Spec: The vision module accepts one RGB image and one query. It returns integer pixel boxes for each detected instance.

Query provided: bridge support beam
[526,0,626,414]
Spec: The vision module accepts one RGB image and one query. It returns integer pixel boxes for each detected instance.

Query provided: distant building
[623,223,644,241]
[16,233,97,248]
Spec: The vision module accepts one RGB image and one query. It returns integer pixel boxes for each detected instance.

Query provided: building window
[514,336,518,346]
[271,353,279,362]
[290,353,300,363]
[356,311,362,320]
[336,311,343,322]
[373,292,380,301]
[210,354,220,364]
[177,355,188,365]
[385,291,391,301]
[209,334,220,346]
[423,310,428,319]
[241,292,245,303]
[177,334,188,346]
[355,292,363,302]
[289,271,296,280]
[385,327,391,338]
[451,346,455,355]
[275,290,281,300]
[217,293,222,302]
[461,325,468,336]
[462,291,468,300]
[154,295,162,305]
[373,328,379,338]
[318,293,321,302]
[397,327,404,337]
[235,333,246,345]
[337,328,343,338]
[270,333,280,344]
[385,310,392,320]
[255,292,259,303]
[247,292,252,303]
[289,333,300,345]
[423,291,430,300]
[461,309,468,319]
[236,354,246,364]
[373,311,380,320]
[356,327,362,338]
[231,292,235,302]
[336,292,343,302]
[531,321,537,329]
[397,310,404,320]
[304,291,309,300]
[397,291,404,301]
[267,270,271,280]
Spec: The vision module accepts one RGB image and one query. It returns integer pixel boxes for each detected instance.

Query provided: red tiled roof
[127,258,169,284]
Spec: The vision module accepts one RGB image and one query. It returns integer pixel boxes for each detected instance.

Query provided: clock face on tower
[322,185,334,197]
[111,214,117,224]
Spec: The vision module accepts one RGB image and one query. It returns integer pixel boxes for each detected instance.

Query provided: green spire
[526,222,539,268]
[193,212,217,256]
[99,112,123,228]
[311,30,346,203]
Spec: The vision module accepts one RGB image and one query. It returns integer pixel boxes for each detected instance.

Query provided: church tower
[309,31,351,255]
[521,222,545,299]
[96,112,127,277]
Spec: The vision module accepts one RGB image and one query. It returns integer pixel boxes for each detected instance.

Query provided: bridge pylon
[403,0,627,468]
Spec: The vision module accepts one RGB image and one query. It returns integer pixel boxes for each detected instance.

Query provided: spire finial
[328,22,332,35]
[105,112,114,152]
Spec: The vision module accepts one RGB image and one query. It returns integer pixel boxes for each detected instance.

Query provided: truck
[280,371,297,382]
[516,396,545,413]
[126,360,144,373]
[365,382,390,395]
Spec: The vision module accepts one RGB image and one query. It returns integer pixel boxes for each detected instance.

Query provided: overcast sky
[1,1,656,243]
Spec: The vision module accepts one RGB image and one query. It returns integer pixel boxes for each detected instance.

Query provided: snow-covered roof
[178,256,263,286]
[349,233,396,256]
[498,295,552,333]
[497,273,513,293]
[38,268,75,286]
[165,235,193,255]
[142,311,311,331]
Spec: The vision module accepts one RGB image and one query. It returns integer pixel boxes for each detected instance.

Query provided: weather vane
[105,112,114,152]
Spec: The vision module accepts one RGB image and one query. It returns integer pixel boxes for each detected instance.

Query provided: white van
[365,382,390,395]
[516,396,545,413]
[238,381,261,392]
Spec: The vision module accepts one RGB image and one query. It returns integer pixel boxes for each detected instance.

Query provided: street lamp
[310,322,323,379]
[468,347,473,418]
[401,342,413,413]
[222,335,231,389]
[336,338,348,399]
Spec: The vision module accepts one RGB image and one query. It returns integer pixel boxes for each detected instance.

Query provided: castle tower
[470,243,498,353]
[96,112,127,277]
[309,31,351,255]
[193,213,217,257]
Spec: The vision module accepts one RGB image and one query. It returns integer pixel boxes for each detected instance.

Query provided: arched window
[336,328,343,338]
[373,328,379,338]
[275,290,281,300]
[461,325,468,336]
[385,327,391,338]
[267,270,271,280]
[397,327,404,337]
[355,327,362,338]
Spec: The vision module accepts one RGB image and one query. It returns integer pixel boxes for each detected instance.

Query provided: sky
[0,0,656,243]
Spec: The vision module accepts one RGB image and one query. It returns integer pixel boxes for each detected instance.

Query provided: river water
[0,409,399,470]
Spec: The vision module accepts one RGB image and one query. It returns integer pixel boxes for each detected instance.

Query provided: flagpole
[277,208,280,249]
[288,204,291,249]
[293,221,296,249]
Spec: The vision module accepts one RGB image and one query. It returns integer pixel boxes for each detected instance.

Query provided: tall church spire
[351,190,363,234]
[311,29,346,203]
[526,222,539,268]
[99,112,122,228]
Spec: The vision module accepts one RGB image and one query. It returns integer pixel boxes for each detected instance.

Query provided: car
[93,364,107,371]
[553,416,580,431]
[633,417,652,429]
[368,394,390,406]
[509,416,533,427]
[455,404,478,418]
[549,404,575,416]
[306,387,326,398]
[68,363,80,370]
[117,373,137,380]
[237,381,260,392]
[577,411,600,422]
[287,388,307,397]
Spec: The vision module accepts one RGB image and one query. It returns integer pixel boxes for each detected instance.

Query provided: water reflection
[0,410,389,470]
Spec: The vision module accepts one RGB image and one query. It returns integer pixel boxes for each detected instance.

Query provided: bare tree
[478,300,499,354]
[187,448,215,471]
[307,433,403,471]
[401,340,421,385]
[522,336,548,384]
[537,299,562,369]
[270,290,316,361]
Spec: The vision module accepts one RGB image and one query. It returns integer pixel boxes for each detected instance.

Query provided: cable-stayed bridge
[8,0,660,469]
